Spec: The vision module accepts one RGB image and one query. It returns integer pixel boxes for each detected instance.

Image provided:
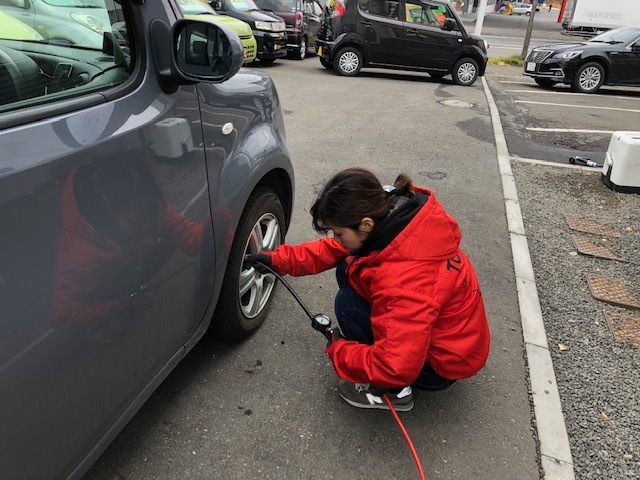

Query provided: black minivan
[316,0,488,85]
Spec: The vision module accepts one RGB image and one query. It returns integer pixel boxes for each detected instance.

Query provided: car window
[359,0,399,20]
[403,0,449,26]
[257,0,296,13]
[176,0,218,15]
[0,0,132,114]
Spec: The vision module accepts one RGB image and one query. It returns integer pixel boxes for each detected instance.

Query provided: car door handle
[406,29,418,36]
[360,21,372,27]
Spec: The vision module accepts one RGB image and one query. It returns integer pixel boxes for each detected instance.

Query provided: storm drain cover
[571,235,627,262]
[439,99,474,108]
[565,216,622,238]
[604,311,640,348]
[586,274,640,310]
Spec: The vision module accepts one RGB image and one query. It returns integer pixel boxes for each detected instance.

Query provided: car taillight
[295,11,302,29]
[332,0,345,17]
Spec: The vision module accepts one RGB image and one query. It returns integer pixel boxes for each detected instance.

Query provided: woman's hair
[311,168,415,234]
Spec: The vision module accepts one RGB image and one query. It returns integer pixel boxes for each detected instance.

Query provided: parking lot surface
[86,58,540,479]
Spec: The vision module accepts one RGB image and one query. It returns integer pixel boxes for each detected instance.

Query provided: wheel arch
[451,49,486,76]
[331,33,368,65]
[574,56,609,83]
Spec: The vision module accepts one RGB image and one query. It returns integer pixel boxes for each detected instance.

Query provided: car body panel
[0,1,293,478]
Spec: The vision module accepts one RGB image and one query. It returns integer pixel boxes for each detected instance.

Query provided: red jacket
[268,187,490,388]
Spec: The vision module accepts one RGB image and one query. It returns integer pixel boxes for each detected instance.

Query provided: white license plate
[526,62,536,72]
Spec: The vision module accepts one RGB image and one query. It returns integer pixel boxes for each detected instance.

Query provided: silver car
[0,1,294,478]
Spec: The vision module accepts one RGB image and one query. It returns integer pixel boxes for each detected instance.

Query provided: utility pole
[474,0,489,35]
[521,0,539,58]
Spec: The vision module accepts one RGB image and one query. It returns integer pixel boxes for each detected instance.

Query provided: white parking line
[515,100,640,113]
[499,80,531,84]
[506,89,640,101]
[526,127,614,134]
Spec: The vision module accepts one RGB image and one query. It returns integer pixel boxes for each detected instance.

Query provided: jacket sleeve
[268,237,350,277]
[326,282,441,388]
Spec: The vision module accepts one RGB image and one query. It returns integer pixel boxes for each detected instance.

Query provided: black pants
[334,262,456,391]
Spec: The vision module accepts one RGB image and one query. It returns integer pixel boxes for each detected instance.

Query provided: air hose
[251,260,427,480]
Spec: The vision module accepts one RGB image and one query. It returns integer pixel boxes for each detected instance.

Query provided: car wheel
[333,47,362,76]
[452,58,479,86]
[211,188,286,341]
[320,57,334,70]
[525,11,531,15]
[534,78,557,88]
[572,61,605,93]
[295,37,307,60]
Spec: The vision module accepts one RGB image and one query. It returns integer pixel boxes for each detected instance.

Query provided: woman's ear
[359,217,374,233]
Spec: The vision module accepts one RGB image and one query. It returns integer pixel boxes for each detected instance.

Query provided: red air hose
[382,394,427,480]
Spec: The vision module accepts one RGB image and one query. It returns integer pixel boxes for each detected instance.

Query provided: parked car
[1,0,111,49]
[316,0,488,85]
[524,26,640,93]
[0,8,43,41]
[177,0,258,64]
[209,0,288,62]
[512,1,532,15]
[0,1,294,479]
[253,0,324,60]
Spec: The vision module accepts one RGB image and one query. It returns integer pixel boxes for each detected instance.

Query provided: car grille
[526,49,553,64]
[245,43,256,57]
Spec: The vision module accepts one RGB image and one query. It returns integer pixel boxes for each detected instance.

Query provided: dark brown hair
[311,168,415,234]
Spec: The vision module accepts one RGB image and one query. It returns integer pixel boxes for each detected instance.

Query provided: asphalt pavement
[85,21,638,480]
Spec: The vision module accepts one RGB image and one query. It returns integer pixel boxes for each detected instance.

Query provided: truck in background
[561,0,640,37]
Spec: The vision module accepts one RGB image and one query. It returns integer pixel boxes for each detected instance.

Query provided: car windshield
[257,0,295,12]
[228,0,260,11]
[176,0,217,15]
[43,0,105,6]
[588,28,640,45]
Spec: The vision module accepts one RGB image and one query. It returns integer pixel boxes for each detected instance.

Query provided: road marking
[482,76,576,480]
[506,89,640,101]
[512,156,602,170]
[499,80,532,84]
[515,100,640,113]
[489,44,523,50]
[526,127,614,134]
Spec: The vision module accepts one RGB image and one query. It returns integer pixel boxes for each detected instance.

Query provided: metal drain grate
[604,311,640,348]
[586,275,640,310]
[565,216,622,238]
[571,235,627,262]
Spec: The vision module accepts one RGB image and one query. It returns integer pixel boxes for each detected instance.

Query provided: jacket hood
[360,186,461,263]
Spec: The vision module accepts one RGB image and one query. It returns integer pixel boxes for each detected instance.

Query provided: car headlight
[254,21,273,31]
[70,13,109,34]
[553,50,582,59]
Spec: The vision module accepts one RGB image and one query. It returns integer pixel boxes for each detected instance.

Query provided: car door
[608,35,640,84]
[400,0,461,71]
[0,1,216,478]
[356,0,404,66]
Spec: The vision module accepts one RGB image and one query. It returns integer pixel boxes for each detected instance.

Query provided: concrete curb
[481,76,576,479]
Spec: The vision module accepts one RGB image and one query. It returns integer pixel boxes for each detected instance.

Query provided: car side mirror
[443,18,456,31]
[150,19,244,93]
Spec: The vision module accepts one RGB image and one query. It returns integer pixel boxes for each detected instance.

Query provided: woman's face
[329,225,369,253]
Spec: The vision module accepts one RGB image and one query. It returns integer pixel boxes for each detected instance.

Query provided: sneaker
[337,380,414,412]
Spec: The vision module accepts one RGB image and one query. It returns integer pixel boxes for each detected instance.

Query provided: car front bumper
[254,30,288,60]
[523,50,579,83]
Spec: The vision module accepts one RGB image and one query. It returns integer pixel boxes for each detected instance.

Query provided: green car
[177,0,257,64]
[0,9,43,41]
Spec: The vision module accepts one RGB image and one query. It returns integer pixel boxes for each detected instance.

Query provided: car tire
[295,37,307,60]
[320,57,334,70]
[534,78,557,88]
[333,47,362,76]
[211,188,286,341]
[452,58,479,86]
[572,61,605,93]
[525,11,531,15]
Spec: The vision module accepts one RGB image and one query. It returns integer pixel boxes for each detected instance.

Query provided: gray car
[0,1,294,479]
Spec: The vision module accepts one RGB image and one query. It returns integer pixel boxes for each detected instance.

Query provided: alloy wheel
[457,62,477,84]
[579,66,602,92]
[239,212,281,318]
